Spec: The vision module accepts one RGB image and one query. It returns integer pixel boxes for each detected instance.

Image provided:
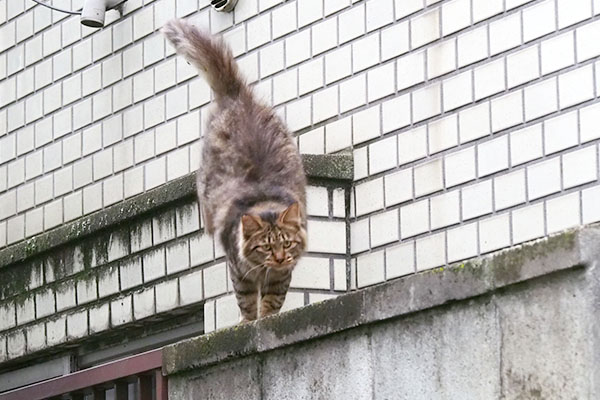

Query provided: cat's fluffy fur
[162,19,307,322]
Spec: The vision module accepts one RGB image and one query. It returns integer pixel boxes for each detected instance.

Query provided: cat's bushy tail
[161,19,245,98]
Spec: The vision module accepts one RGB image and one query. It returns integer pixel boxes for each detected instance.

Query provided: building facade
[0,0,599,391]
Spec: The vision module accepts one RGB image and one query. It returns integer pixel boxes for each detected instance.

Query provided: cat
[162,19,307,322]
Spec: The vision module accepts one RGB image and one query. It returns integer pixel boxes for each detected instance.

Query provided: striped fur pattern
[162,19,307,322]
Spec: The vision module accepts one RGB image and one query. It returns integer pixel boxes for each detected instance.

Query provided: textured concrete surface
[165,226,600,399]
[262,331,372,400]
[372,299,500,400]
[170,357,262,400]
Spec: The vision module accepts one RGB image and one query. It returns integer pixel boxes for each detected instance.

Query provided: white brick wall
[1,0,600,355]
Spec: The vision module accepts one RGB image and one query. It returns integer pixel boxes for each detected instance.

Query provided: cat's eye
[261,244,271,251]
[283,240,292,248]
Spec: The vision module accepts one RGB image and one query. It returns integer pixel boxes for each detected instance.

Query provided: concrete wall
[164,226,600,399]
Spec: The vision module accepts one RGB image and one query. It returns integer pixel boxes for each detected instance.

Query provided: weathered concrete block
[66,309,88,339]
[262,331,372,400]
[46,316,66,346]
[7,331,25,359]
[171,358,261,400]
[25,323,45,353]
[497,270,591,399]
[372,299,500,400]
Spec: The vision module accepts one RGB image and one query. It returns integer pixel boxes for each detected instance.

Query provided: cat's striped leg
[232,279,258,322]
[259,270,292,318]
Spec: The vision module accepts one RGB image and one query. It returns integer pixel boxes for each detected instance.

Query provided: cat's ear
[241,214,264,238]
[279,203,301,226]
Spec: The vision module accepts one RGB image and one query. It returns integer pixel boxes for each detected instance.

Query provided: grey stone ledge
[0,154,353,269]
[162,225,600,375]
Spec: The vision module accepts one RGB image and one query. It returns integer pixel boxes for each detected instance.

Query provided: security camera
[81,0,128,28]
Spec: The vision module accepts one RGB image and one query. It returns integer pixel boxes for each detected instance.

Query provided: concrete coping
[0,154,353,270]
[162,225,600,376]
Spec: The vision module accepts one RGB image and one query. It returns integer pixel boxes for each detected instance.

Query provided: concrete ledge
[301,153,353,181]
[0,154,353,269]
[162,226,598,375]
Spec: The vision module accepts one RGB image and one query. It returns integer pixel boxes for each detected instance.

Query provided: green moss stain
[0,262,33,300]
[492,230,577,284]
[92,234,109,268]
[166,324,258,374]
[154,210,176,242]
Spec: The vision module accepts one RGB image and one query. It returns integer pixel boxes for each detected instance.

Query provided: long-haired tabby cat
[162,19,307,322]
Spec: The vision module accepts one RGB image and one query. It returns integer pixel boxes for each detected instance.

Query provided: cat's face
[240,203,306,270]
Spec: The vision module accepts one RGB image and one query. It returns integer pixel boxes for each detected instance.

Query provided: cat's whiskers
[241,262,265,282]
[262,266,272,291]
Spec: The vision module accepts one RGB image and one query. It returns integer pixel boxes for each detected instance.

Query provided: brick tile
[400,199,429,238]
[179,269,204,306]
[398,126,427,165]
[558,64,594,109]
[367,0,393,31]
[447,222,478,262]
[111,296,133,326]
[382,21,409,61]
[473,0,502,22]
[576,20,600,62]
[541,32,575,75]
[523,0,556,43]
[203,262,227,299]
[353,34,380,74]
[370,209,399,247]
[474,59,505,100]
[311,18,337,56]
[583,185,600,224]
[443,70,473,112]
[353,105,380,145]
[546,192,581,234]
[491,91,523,133]
[429,115,458,154]
[411,8,439,49]
[524,78,557,121]
[291,257,330,289]
[442,0,470,36]
[508,46,539,88]
[384,169,413,206]
[495,169,527,211]
[479,214,510,254]
[340,74,366,113]
[580,103,600,143]
[428,39,456,79]
[510,124,543,166]
[544,111,578,155]
[339,4,365,44]
[527,157,562,200]
[512,203,545,244]
[351,218,370,254]
[369,135,397,174]
[155,279,179,313]
[563,145,598,189]
[413,83,441,123]
[462,180,493,220]
[478,136,509,177]
[396,50,425,90]
[458,102,490,143]
[557,0,592,29]
[416,232,445,271]
[357,251,385,288]
[457,26,487,67]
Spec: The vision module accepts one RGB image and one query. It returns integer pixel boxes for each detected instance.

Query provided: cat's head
[239,203,306,270]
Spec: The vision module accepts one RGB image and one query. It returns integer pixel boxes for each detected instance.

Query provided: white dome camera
[81,0,127,28]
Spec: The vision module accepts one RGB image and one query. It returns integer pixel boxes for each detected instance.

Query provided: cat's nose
[274,252,285,263]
